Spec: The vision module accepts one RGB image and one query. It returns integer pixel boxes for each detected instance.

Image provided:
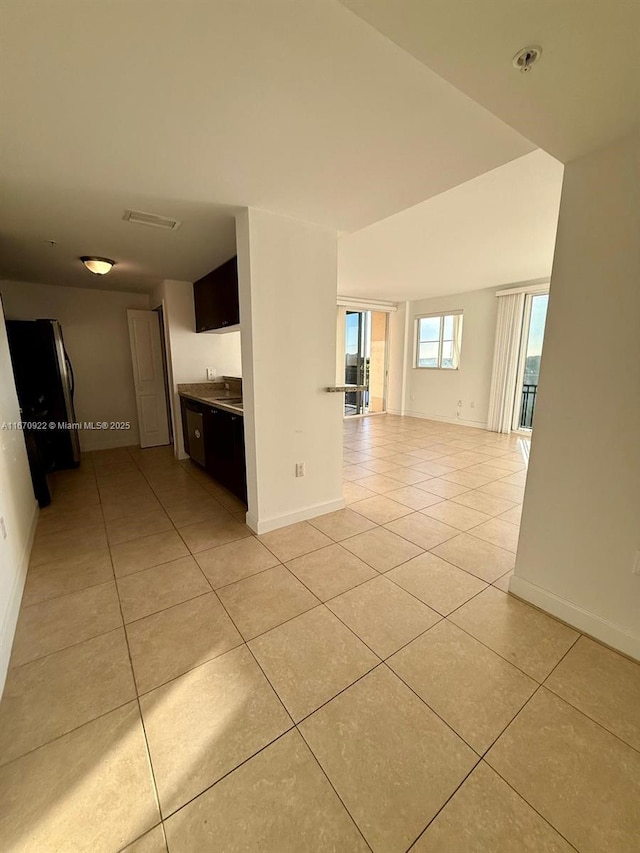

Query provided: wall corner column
[236,208,344,534]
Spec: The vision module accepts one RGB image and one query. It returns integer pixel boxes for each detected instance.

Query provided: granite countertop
[178,380,243,415]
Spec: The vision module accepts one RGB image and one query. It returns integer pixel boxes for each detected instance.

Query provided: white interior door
[127,309,170,448]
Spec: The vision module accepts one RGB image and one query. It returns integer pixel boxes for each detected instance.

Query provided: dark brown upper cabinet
[193,256,239,332]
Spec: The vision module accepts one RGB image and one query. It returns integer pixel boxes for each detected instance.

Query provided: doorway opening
[513,293,549,431]
[343,309,388,417]
[154,304,173,444]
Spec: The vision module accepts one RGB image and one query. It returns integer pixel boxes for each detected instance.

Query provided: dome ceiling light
[80,256,115,275]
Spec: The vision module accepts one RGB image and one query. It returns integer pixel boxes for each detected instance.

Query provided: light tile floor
[1,415,639,852]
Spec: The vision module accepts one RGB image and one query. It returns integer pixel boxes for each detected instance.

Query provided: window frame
[414,310,463,370]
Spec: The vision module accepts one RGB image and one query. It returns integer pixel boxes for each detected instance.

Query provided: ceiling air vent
[122,209,182,231]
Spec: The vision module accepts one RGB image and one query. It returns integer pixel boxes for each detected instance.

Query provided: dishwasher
[186,407,206,467]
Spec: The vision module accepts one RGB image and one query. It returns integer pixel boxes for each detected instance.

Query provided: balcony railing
[520,384,538,429]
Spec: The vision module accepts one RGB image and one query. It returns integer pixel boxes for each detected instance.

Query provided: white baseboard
[401,410,489,430]
[246,496,346,535]
[509,575,640,661]
[0,499,39,696]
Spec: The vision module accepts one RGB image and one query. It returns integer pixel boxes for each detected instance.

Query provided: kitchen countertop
[178,390,243,415]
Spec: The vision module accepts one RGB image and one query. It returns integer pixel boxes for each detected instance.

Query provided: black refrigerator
[6,319,81,506]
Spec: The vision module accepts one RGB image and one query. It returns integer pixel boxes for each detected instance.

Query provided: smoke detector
[512,46,542,73]
[122,209,182,231]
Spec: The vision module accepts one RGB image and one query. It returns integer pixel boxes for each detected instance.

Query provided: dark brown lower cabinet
[180,397,247,502]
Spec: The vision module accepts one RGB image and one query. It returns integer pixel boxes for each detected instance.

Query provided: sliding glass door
[514,293,549,430]
[343,310,388,417]
[345,311,366,415]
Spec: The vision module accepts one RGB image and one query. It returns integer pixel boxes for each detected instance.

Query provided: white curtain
[487,293,525,433]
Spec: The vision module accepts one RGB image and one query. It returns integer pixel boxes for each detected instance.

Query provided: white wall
[151,279,242,459]
[512,132,640,659]
[0,280,149,450]
[237,208,343,533]
[401,288,498,427]
[0,296,38,694]
[387,301,408,414]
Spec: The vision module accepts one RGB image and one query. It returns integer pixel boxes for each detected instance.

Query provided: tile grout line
[196,551,381,852]
[2,469,134,770]
[131,634,247,701]
[16,424,637,849]
[401,758,483,852]
[337,521,512,589]
[473,755,581,853]
[449,634,588,851]
[153,575,364,843]
[156,727,296,827]
[6,621,127,674]
[478,632,583,757]
[137,598,282,853]
[18,574,115,616]
[538,630,640,755]
[115,821,168,853]
[539,680,640,756]
[295,725,375,853]
[0,694,138,772]
[148,542,385,849]
[200,578,378,853]
[20,541,114,606]
[17,441,519,632]
[462,637,588,851]
[378,657,484,758]
[121,448,269,844]
[202,574,298,729]
[103,450,166,839]
[37,466,523,692]
[439,610,563,686]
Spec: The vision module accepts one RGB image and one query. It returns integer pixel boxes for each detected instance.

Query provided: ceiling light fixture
[512,45,542,73]
[80,256,115,275]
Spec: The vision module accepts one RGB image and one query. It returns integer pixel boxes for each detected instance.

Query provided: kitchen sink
[206,396,243,405]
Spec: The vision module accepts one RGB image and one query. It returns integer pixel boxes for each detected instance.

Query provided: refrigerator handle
[65,353,75,397]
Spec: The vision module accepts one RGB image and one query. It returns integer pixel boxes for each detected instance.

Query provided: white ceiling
[0,189,239,295]
[0,0,534,293]
[338,149,564,301]
[341,0,640,164]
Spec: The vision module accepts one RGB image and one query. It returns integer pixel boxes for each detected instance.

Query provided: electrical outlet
[0,516,6,541]
[206,367,216,381]
[457,400,463,408]
[633,550,640,576]
[295,462,305,478]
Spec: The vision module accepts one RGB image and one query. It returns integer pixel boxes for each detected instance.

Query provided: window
[415,312,463,369]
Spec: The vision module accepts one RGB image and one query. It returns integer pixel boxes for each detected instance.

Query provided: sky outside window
[527,295,548,357]
[345,312,360,354]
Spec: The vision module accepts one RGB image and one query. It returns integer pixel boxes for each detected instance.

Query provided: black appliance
[6,319,81,506]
